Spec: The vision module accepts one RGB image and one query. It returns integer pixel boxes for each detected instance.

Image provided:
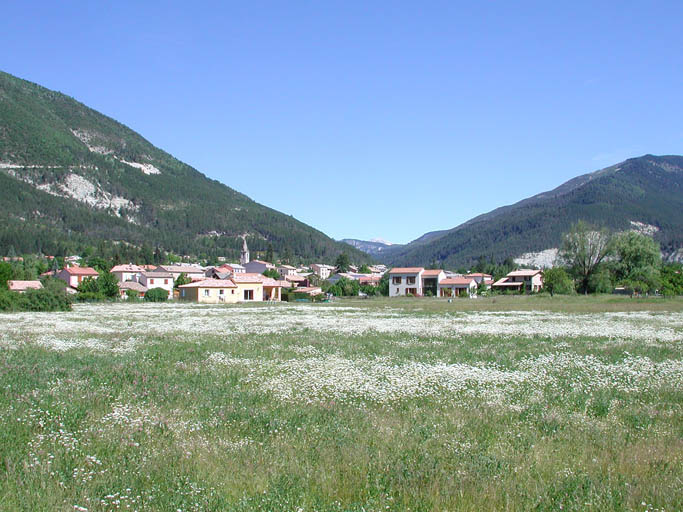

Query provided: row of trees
[546,221,681,295]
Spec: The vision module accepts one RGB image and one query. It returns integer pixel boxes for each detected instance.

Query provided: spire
[240,237,250,265]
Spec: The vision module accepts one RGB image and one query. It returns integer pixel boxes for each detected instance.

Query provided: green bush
[144,287,169,302]
[0,287,72,312]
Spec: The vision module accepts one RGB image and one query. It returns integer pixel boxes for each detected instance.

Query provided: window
[392,276,402,285]
[231,290,235,294]
[244,289,254,300]
[164,279,169,285]
[150,279,155,285]
[181,290,185,297]
[219,289,224,295]
[204,289,210,297]
[406,276,416,285]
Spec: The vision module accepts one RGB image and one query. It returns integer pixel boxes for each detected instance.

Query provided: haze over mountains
[0,71,371,263]
[345,155,683,268]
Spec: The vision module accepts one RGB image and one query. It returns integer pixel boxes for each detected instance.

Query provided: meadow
[0,296,681,511]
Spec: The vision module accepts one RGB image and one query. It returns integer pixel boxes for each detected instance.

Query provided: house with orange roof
[158,264,205,281]
[438,276,477,297]
[388,267,425,297]
[230,273,283,301]
[8,280,43,293]
[139,270,174,299]
[492,269,543,293]
[118,280,147,299]
[110,264,143,283]
[57,266,99,289]
[178,278,239,303]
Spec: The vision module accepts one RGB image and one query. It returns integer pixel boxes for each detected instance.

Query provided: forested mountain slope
[383,155,683,268]
[0,71,371,263]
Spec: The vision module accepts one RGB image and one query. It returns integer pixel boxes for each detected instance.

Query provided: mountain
[0,71,372,263]
[383,155,683,268]
[341,238,402,256]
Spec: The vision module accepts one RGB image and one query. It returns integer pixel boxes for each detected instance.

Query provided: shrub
[0,287,71,312]
[144,287,169,302]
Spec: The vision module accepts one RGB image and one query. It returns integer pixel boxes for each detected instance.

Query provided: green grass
[0,298,681,511]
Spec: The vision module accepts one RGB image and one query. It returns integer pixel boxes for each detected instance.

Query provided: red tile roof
[63,266,99,276]
[285,274,306,282]
[111,264,143,273]
[8,280,43,291]
[492,278,523,287]
[422,269,444,277]
[465,273,492,278]
[507,269,542,277]
[178,278,237,289]
[389,267,424,274]
[230,273,268,283]
[440,277,475,286]
[359,276,381,284]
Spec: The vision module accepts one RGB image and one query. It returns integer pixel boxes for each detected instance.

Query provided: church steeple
[240,237,250,265]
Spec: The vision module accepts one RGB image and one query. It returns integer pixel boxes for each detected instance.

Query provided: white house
[110,264,143,283]
[310,264,335,280]
[438,277,477,297]
[388,267,425,297]
[492,269,543,293]
[277,264,297,278]
[138,270,174,299]
[465,273,493,289]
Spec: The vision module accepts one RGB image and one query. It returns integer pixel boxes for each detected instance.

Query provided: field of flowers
[0,299,681,511]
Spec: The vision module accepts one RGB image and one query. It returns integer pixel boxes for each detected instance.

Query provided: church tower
[240,237,250,265]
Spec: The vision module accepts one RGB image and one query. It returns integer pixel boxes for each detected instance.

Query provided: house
[492,269,543,293]
[230,273,282,301]
[157,264,205,282]
[57,266,99,289]
[7,280,43,293]
[179,278,239,303]
[138,270,174,299]
[118,280,147,299]
[223,263,245,274]
[359,275,381,286]
[389,268,425,297]
[310,264,335,280]
[284,274,308,287]
[438,277,477,297]
[465,273,493,288]
[277,264,297,278]
[421,269,446,296]
[290,286,323,297]
[243,260,275,274]
[110,264,143,283]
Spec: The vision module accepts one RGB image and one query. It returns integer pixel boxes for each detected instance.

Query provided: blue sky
[3,2,682,244]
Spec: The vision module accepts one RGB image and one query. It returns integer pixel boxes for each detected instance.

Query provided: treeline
[543,221,682,296]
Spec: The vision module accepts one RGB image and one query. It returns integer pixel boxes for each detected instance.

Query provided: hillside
[0,71,371,263]
[340,238,402,256]
[382,155,683,268]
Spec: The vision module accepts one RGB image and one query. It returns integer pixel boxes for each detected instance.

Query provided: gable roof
[230,273,268,283]
[8,280,43,291]
[422,269,444,277]
[118,281,147,292]
[62,266,99,276]
[141,271,173,278]
[465,273,492,278]
[159,265,205,274]
[389,267,424,274]
[492,278,524,287]
[507,269,542,277]
[440,277,475,286]
[110,264,143,273]
[178,278,237,289]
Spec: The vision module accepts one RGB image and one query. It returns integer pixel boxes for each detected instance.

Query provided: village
[4,238,544,302]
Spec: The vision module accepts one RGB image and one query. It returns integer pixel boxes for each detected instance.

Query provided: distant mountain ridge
[376,155,683,268]
[0,70,371,263]
[341,238,402,256]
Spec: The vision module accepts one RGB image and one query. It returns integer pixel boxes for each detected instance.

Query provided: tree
[174,272,191,288]
[560,221,613,294]
[263,268,280,280]
[542,267,574,296]
[97,271,120,299]
[335,253,351,273]
[358,264,372,274]
[660,263,683,296]
[611,231,661,294]
[265,243,274,264]
[0,262,12,289]
[144,287,169,302]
